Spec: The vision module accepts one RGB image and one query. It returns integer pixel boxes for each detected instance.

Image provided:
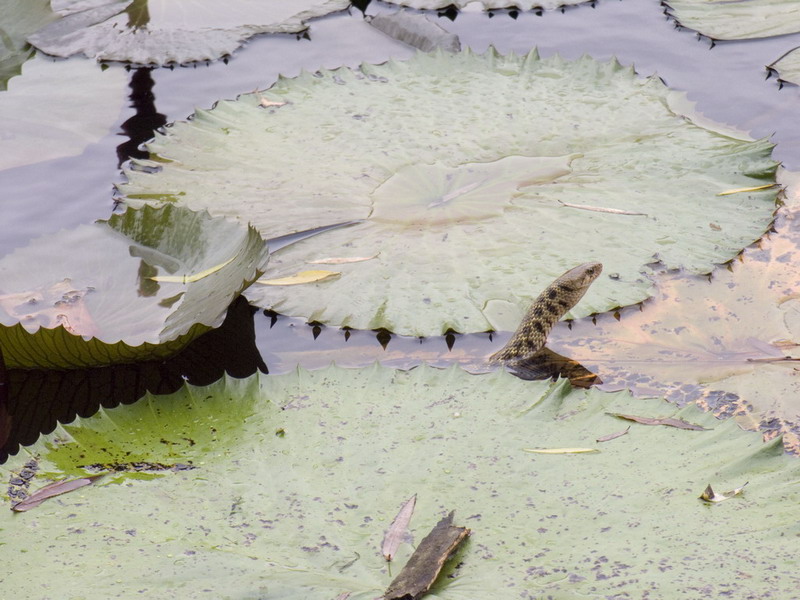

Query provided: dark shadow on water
[255,310,601,389]
[0,297,265,464]
[116,67,167,167]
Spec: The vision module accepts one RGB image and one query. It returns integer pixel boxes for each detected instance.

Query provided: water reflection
[255,310,600,388]
[116,67,167,167]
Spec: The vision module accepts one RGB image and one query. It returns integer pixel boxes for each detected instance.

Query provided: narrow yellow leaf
[257,270,340,286]
[307,253,379,265]
[150,256,235,284]
[717,184,778,196]
[524,447,599,454]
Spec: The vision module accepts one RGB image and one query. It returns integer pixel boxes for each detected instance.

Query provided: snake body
[489,262,603,365]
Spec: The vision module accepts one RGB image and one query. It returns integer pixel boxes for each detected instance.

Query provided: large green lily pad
[27,0,350,66]
[665,0,800,40]
[1,365,798,598]
[0,204,268,369]
[120,49,778,336]
[0,54,126,171]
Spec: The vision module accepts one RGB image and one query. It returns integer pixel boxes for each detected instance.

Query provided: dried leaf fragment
[699,482,748,503]
[383,511,470,600]
[524,447,599,454]
[256,270,340,286]
[596,426,630,443]
[382,494,417,561]
[611,413,709,431]
[260,98,287,108]
[557,200,647,216]
[307,253,379,265]
[150,256,236,283]
[11,474,104,512]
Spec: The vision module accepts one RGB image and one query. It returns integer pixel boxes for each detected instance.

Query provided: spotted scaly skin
[489,262,603,365]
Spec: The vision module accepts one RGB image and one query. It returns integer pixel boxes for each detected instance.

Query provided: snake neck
[488,262,602,365]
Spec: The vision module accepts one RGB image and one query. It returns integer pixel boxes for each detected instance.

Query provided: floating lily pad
[119,49,778,336]
[769,46,800,86]
[1,365,798,597]
[0,55,126,171]
[0,0,56,89]
[554,171,800,451]
[382,0,590,10]
[27,0,350,66]
[664,0,800,40]
[0,204,268,369]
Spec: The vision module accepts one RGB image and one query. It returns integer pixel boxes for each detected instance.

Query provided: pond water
[3,0,800,459]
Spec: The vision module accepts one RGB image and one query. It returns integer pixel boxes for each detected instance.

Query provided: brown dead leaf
[11,474,104,512]
[596,426,630,443]
[383,511,470,600]
[611,413,709,431]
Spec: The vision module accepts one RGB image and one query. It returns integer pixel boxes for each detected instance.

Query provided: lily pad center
[369,154,576,226]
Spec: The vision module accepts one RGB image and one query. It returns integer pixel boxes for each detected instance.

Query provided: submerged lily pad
[769,46,800,87]
[0,204,268,369]
[27,0,350,66]
[382,0,590,10]
[1,365,798,598]
[665,0,800,40]
[0,55,126,171]
[120,49,778,336]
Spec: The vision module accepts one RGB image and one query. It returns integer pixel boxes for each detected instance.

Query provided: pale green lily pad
[0,55,126,171]
[1,365,798,598]
[0,204,268,369]
[0,0,56,89]
[664,0,800,40]
[28,0,350,66]
[120,50,778,336]
[554,171,800,451]
[769,46,800,86]
[382,0,590,10]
